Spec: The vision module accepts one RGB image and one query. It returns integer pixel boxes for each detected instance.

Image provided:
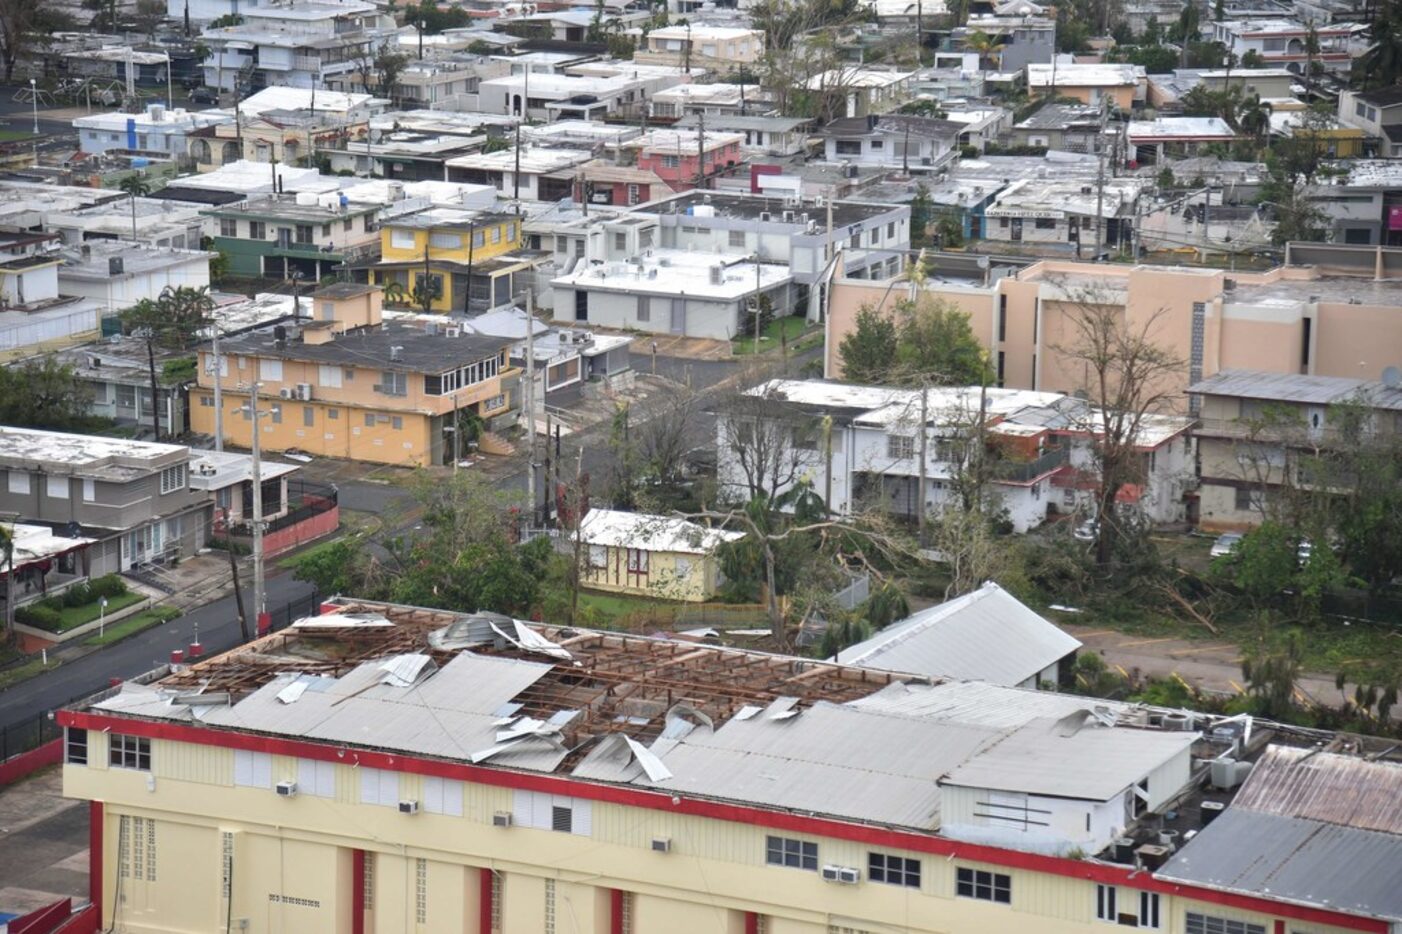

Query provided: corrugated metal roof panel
[834,582,1081,686]
[1189,369,1402,410]
[1231,745,1402,834]
[941,717,1198,800]
[846,679,1135,730]
[1158,809,1402,922]
[586,701,1001,829]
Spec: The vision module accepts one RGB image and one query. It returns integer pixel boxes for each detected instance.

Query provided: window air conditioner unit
[398,799,419,815]
[651,837,671,853]
[492,811,513,827]
[821,865,860,884]
[275,780,297,797]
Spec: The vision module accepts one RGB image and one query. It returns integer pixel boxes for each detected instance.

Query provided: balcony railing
[990,445,1070,483]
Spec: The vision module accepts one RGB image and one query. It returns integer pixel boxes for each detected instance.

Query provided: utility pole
[241,384,272,634]
[212,324,224,452]
[695,112,706,190]
[525,288,538,525]
[916,384,928,546]
[1093,96,1108,259]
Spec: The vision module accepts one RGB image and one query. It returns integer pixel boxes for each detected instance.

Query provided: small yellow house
[371,208,534,314]
[577,509,745,603]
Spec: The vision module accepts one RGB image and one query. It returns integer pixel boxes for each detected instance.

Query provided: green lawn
[732,316,809,356]
[0,656,55,690]
[82,606,180,647]
[55,591,146,631]
[0,129,35,142]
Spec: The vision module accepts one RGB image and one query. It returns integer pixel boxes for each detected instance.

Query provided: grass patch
[52,590,145,631]
[732,316,809,356]
[82,605,180,647]
[0,129,36,142]
[0,655,56,690]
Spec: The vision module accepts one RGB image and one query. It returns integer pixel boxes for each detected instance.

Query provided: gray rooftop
[834,581,1081,686]
[1158,747,1402,923]
[1188,369,1402,410]
[941,717,1198,800]
[215,323,508,375]
[640,191,902,229]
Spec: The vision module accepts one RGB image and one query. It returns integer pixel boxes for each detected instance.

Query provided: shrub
[87,575,129,600]
[62,582,94,607]
[16,604,63,631]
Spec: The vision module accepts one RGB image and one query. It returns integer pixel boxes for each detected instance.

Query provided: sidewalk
[0,767,88,919]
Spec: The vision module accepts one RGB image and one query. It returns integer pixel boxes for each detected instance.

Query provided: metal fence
[0,591,320,765]
[265,480,338,535]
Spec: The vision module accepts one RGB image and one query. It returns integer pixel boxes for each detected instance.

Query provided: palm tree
[382,280,408,305]
[1239,93,1271,142]
[963,30,999,70]
[118,173,151,198]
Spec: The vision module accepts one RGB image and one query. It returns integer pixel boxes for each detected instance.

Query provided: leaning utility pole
[525,288,539,526]
[241,383,271,634]
[695,112,706,190]
[1093,96,1108,258]
[212,324,224,452]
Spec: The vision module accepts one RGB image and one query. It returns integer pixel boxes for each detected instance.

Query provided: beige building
[57,599,1400,934]
[634,25,764,74]
[1188,369,1402,529]
[825,244,1402,421]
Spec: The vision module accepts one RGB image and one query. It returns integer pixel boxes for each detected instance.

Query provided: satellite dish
[1383,366,1401,389]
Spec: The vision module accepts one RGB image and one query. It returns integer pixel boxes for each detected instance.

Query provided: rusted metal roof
[1232,746,1402,834]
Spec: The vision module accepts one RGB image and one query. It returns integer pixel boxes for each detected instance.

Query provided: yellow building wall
[380,219,522,265]
[580,546,721,602]
[63,735,1373,934]
[189,392,436,467]
[376,218,523,313]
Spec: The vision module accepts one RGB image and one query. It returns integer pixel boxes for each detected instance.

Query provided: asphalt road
[0,572,316,732]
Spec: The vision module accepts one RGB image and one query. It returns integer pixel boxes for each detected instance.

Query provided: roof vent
[390,345,403,361]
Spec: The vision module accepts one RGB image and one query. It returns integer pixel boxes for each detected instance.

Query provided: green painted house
[203,195,382,281]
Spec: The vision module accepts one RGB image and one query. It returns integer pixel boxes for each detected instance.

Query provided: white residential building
[200,0,397,92]
[715,379,1193,532]
[551,249,792,341]
[445,147,592,202]
[73,104,230,157]
[57,242,213,315]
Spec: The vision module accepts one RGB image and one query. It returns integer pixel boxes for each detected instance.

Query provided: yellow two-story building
[370,209,538,314]
[189,283,517,467]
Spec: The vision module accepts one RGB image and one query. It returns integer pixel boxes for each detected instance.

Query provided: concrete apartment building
[204,195,382,281]
[1336,86,1402,157]
[74,103,230,158]
[200,0,397,92]
[623,129,744,192]
[190,284,517,467]
[717,379,1192,532]
[56,597,1402,934]
[634,190,911,318]
[0,427,208,574]
[633,25,765,75]
[1188,369,1402,529]
[1208,18,1362,74]
[1025,63,1144,109]
[825,244,1402,419]
[368,209,527,314]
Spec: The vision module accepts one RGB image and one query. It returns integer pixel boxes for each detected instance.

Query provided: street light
[29,79,38,136]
